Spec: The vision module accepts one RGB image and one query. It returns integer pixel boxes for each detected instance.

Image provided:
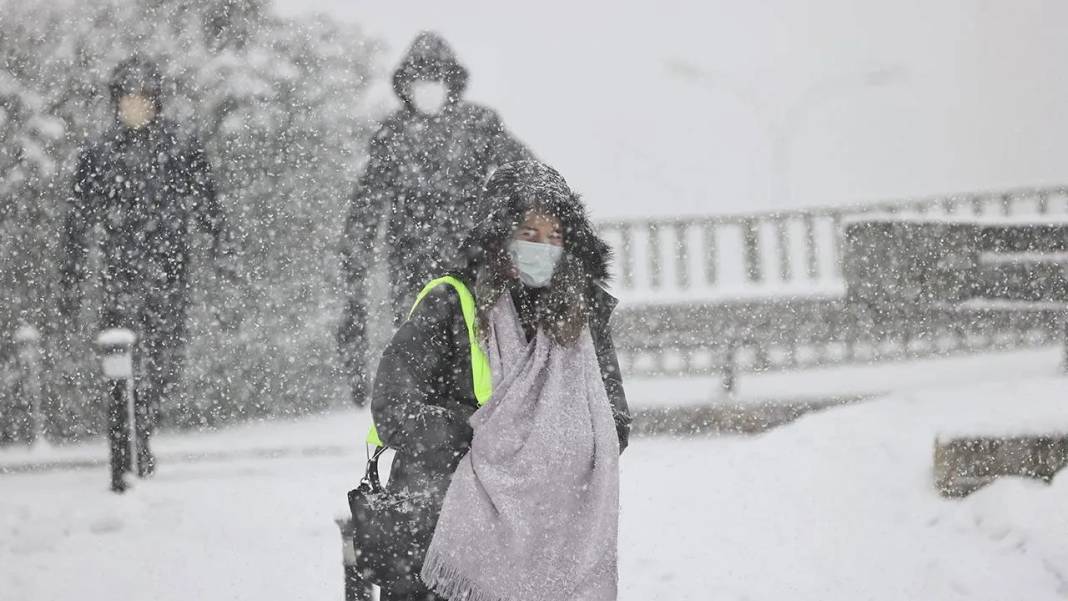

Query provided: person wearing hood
[338,31,532,407]
[59,55,233,493]
[368,161,629,601]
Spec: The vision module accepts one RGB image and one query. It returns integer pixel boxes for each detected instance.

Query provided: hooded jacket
[59,60,229,440]
[369,163,630,595]
[339,31,532,318]
[338,32,531,405]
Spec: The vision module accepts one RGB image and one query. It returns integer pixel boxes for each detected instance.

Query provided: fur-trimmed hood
[392,31,469,110]
[458,161,611,282]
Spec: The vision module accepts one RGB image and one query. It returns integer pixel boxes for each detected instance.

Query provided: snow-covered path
[3,376,1067,600]
[1,453,351,600]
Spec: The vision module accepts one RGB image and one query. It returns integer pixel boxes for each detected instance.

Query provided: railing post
[1038,191,1050,215]
[703,223,718,285]
[721,340,737,395]
[753,341,771,372]
[647,223,662,289]
[776,219,791,282]
[803,214,818,279]
[743,219,762,283]
[829,212,845,276]
[674,223,689,290]
[618,224,634,290]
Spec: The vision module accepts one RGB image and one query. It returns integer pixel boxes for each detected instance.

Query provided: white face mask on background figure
[508,240,564,288]
[410,80,450,115]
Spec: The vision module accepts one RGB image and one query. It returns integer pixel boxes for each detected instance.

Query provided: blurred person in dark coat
[338,31,531,406]
[59,55,233,492]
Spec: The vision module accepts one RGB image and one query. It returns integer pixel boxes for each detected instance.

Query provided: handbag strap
[362,445,388,491]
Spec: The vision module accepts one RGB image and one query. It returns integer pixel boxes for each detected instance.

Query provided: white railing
[598,186,1068,305]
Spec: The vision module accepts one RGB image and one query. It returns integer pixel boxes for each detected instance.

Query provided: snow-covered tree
[0,0,378,439]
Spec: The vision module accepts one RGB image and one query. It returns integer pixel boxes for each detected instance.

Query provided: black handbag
[347,446,438,593]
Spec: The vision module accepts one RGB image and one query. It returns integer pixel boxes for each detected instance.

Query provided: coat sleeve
[186,135,229,254]
[590,289,632,453]
[337,126,398,397]
[371,286,474,455]
[61,149,99,297]
[340,125,396,297]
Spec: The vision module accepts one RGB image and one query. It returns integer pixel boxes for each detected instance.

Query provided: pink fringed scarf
[421,295,620,601]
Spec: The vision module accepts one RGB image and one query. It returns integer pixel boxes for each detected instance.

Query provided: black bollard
[96,329,138,493]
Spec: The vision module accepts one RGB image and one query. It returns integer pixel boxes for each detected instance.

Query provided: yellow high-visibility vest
[366,276,492,447]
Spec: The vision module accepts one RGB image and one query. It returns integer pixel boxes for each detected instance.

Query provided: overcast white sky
[274,0,1068,219]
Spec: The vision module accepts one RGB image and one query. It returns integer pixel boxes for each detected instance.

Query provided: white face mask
[508,240,564,288]
[410,80,449,115]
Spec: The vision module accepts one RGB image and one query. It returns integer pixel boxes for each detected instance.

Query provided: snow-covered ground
[2,352,1067,600]
[623,381,1068,600]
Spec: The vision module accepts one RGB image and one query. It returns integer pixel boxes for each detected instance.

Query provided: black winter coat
[371,273,631,503]
[338,32,530,404]
[61,118,226,326]
[339,32,530,318]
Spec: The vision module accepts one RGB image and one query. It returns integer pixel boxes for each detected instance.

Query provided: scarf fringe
[421,549,515,601]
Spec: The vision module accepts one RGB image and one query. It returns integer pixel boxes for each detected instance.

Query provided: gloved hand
[349,372,371,407]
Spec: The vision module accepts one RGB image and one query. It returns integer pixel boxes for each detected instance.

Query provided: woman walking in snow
[370,160,630,601]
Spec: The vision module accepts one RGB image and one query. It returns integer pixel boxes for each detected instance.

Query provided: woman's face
[512,211,564,247]
[505,211,566,287]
